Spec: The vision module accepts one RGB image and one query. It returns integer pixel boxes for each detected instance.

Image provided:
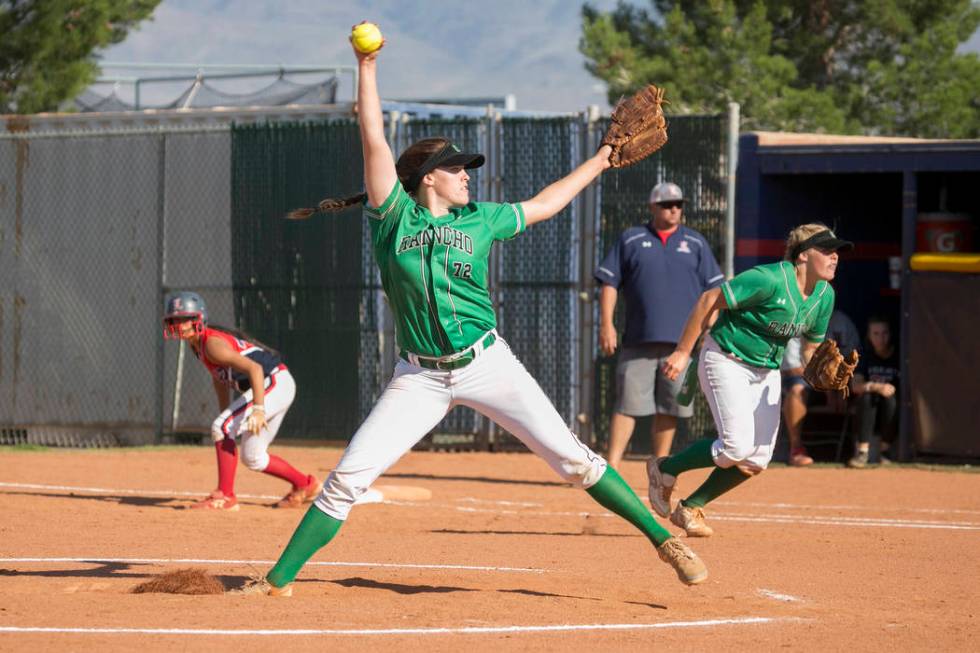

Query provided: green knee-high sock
[586,466,672,546]
[683,466,750,508]
[267,504,343,588]
[659,438,716,477]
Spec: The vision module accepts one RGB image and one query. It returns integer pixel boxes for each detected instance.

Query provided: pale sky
[98,0,626,112]
[98,0,980,113]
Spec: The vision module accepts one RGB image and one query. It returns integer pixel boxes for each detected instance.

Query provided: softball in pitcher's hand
[351,22,384,54]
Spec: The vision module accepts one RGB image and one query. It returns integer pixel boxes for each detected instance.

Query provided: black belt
[403,331,497,371]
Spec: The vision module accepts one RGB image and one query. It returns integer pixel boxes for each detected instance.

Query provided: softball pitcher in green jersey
[648,224,853,537]
[235,26,706,596]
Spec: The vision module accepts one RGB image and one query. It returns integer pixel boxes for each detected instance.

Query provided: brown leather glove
[601,85,669,167]
[803,339,859,398]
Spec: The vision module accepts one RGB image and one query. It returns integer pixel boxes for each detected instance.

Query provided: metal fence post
[577,105,602,446]
[155,132,168,443]
[725,102,740,279]
[487,111,504,449]
[171,340,185,433]
[481,105,494,203]
[474,107,496,450]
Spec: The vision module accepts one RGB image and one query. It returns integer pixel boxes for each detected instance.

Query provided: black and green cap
[791,229,854,260]
[406,142,484,192]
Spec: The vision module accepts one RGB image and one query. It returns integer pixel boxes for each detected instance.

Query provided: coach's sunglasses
[656,201,683,210]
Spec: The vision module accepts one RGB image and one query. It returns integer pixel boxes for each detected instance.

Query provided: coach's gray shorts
[614,343,694,418]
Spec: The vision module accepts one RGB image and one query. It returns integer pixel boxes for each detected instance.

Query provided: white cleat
[646,456,676,517]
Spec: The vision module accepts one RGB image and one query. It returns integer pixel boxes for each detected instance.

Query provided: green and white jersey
[364,181,526,357]
[711,261,835,369]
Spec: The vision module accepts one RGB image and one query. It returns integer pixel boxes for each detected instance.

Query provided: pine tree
[581,0,980,136]
[0,0,161,114]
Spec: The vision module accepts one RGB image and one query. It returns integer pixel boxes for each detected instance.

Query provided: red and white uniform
[197,328,282,392]
[196,328,296,471]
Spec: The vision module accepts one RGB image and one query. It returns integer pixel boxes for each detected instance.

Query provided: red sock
[262,454,310,489]
[215,438,238,497]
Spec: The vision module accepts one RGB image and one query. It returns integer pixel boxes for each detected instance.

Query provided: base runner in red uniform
[163,291,321,510]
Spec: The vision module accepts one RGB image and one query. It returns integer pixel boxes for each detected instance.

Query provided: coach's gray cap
[649,182,684,204]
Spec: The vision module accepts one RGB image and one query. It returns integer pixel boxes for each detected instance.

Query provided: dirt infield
[1,445,978,652]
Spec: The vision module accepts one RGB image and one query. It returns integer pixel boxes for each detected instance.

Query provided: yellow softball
[351,22,383,54]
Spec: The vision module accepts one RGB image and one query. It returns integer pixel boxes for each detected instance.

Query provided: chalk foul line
[0,556,548,574]
[0,617,802,637]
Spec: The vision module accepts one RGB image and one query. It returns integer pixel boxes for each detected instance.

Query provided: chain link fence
[592,115,730,453]
[490,117,586,451]
[0,126,230,446]
[0,109,730,453]
[229,121,369,441]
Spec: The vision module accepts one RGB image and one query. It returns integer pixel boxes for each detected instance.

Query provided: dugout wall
[908,264,980,457]
[735,133,980,460]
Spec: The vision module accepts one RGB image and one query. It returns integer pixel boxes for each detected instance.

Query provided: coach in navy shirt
[595,182,724,471]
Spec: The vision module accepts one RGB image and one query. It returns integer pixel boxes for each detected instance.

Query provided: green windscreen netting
[229,113,728,449]
[231,121,372,439]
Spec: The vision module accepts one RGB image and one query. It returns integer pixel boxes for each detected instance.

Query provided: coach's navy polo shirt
[595,224,724,346]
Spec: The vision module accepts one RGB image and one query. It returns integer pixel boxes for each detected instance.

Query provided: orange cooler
[915,213,974,253]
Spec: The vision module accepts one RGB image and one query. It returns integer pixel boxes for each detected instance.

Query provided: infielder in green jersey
[236,29,706,596]
[648,224,853,537]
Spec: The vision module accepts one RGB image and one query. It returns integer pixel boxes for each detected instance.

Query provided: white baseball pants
[698,334,781,471]
[211,366,296,471]
[315,338,606,520]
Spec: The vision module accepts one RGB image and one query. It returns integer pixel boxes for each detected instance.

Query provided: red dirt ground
[1,445,978,652]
